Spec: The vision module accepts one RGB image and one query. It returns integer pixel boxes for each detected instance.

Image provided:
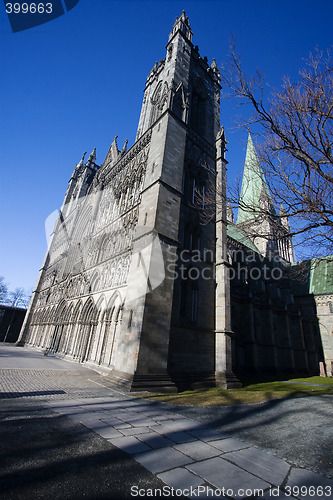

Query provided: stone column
[215,128,241,388]
[97,319,109,365]
[89,319,103,362]
[109,317,119,367]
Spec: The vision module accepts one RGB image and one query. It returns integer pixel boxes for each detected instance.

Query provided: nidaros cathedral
[18,12,333,390]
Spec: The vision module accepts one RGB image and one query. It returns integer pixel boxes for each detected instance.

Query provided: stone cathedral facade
[18,12,333,389]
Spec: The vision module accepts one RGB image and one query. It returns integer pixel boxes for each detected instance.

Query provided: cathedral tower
[120,10,224,390]
[18,12,236,391]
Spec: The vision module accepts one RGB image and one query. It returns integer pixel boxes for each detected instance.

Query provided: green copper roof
[292,257,333,295]
[236,133,276,224]
[227,223,260,253]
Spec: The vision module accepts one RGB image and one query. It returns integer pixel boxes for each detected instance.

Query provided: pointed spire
[217,125,226,142]
[237,133,275,224]
[110,136,119,161]
[121,139,128,156]
[85,148,96,168]
[169,10,193,43]
[71,152,86,180]
[216,126,228,161]
[279,203,286,215]
[210,58,221,81]
[76,152,86,170]
[279,204,290,229]
[102,135,120,168]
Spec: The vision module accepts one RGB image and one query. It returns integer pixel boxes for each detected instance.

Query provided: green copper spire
[236,133,276,224]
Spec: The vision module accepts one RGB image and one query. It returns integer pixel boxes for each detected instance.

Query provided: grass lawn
[137,376,333,407]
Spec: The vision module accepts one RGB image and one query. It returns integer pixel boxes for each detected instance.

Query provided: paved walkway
[1,345,332,499]
[46,395,333,499]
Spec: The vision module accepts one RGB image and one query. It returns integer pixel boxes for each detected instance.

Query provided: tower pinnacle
[168,10,193,43]
[85,147,96,168]
[71,152,86,180]
[76,152,86,171]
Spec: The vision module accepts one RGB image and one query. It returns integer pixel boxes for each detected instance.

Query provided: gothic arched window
[184,223,193,250]
[149,81,168,127]
[190,79,207,137]
[192,225,201,252]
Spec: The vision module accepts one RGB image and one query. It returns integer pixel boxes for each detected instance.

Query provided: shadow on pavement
[0,400,169,500]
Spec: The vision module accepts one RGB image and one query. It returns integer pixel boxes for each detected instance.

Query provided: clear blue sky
[1,0,332,292]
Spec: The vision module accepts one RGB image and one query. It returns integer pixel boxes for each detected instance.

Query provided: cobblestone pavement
[1,344,332,500]
[0,344,126,399]
[0,368,117,399]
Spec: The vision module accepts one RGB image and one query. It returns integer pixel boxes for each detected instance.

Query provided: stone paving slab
[224,446,290,485]
[155,418,202,432]
[95,425,124,439]
[150,424,196,443]
[164,430,198,444]
[186,457,270,499]
[121,426,152,436]
[136,431,174,449]
[123,417,157,427]
[134,447,194,474]
[108,435,151,454]
[274,492,299,500]
[157,467,205,490]
[133,410,169,418]
[209,437,250,453]
[99,416,131,428]
[174,440,221,461]
[153,413,173,419]
[187,427,230,442]
[285,468,333,500]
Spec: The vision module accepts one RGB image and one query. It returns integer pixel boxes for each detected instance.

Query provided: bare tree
[0,277,32,308]
[220,43,333,258]
[0,276,9,305]
[9,287,31,308]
